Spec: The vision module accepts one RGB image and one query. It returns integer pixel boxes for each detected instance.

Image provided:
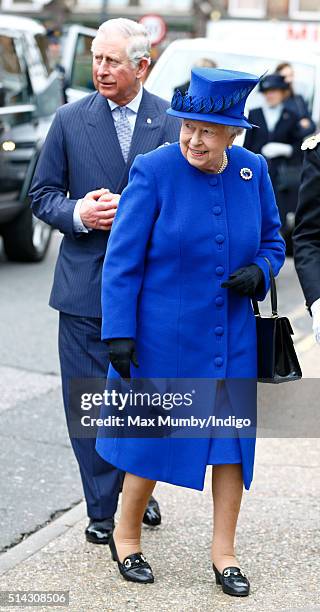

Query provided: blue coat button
[213,206,222,215]
[209,178,218,186]
[215,234,225,244]
[215,326,224,336]
[214,356,223,367]
[216,266,224,276]
[215,295,224,306]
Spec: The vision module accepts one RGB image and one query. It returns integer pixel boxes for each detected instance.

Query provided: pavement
[0,347,320,611]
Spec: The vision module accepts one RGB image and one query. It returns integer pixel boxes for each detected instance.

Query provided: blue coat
[96,143,286,490]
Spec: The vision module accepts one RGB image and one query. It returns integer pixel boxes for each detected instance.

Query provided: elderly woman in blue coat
[96,68,285,594]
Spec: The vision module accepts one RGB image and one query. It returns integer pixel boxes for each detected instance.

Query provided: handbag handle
[252,257,278,317]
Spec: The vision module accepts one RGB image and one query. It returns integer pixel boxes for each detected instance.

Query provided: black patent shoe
[85,517,114,545]
[212,564,250,597]
[109,533,154,584]
[142,495,161,527]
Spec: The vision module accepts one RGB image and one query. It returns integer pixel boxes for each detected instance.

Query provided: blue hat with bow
[167,67,260,130]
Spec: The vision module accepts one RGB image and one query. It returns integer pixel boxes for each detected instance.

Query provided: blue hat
[167,67,260,130]
[259,74,290,92]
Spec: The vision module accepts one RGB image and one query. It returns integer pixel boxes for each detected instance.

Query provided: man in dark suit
[29,18,180,544]
[293,133,320,343]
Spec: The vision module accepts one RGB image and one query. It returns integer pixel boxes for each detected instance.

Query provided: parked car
[0,17,96,262]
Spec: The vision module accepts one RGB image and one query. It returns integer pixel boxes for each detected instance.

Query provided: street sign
[139,14,167,46]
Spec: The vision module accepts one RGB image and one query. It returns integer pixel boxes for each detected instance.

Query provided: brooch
[240,167,253,180]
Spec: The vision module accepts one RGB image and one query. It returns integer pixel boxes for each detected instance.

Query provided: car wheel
[2,204,52,262]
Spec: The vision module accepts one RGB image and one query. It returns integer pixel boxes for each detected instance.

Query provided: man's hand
[79,188,120,231]
[107,338,139,379]
[312,312,320,344]
[311,299,320,344]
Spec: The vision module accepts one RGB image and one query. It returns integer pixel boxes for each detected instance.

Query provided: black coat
[293,141,320,309]
[244,106,312,226]
[284,94,311,122]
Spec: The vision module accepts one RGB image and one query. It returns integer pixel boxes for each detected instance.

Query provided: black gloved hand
[107,338,139,379]
[221,264,264,297]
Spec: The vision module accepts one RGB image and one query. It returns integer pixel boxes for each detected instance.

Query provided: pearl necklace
[216,150,228,174]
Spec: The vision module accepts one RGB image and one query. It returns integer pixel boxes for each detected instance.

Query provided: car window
[0,35,31,107]
[71,33,94,92]
[147,48,316,112]
[35,34,52,75]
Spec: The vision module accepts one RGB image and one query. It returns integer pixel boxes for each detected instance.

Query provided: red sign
[139,14,167,46]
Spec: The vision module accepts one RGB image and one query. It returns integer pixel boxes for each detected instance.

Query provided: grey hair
[227,126,244,137]
[92,18,151,66]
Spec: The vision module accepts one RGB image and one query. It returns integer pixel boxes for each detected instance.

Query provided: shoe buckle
[124,559,132,569]
[223,569,231,577]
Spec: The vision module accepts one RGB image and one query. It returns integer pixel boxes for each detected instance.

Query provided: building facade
[1,0,319,37]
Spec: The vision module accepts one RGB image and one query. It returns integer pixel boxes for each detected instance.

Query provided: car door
[61,25,96,104]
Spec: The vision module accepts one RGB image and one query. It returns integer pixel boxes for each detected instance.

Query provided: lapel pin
[240,167,253,180]
[147,118,152,124]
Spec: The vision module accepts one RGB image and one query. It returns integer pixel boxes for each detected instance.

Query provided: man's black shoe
[142,495,161,527]
[85,517,115,544]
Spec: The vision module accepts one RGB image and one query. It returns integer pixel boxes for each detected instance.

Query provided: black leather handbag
[252,259,302,383]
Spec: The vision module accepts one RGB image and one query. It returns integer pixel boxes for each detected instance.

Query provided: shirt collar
[107,86,143,114]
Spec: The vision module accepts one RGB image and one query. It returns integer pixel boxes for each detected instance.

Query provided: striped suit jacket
[30,90,180,317]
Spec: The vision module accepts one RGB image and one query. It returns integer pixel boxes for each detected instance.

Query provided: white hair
[227,126,244,137]
[92,18,151,66]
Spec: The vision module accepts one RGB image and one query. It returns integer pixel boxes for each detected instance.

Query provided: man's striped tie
[115,106,132,162]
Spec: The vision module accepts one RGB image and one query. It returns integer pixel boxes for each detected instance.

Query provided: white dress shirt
[73,87,143,233]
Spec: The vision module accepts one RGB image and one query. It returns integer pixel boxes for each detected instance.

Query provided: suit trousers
[58,312,122,519]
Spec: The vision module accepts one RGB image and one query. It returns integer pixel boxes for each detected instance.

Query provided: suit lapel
[82,93,125,192]
[116,89,166,193]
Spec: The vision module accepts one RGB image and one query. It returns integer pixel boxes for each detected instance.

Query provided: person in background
[293,132,320,343]
[174,57,217,96]
[29,18,180,547]
[244,73,314,253]
[275,61,314,133]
